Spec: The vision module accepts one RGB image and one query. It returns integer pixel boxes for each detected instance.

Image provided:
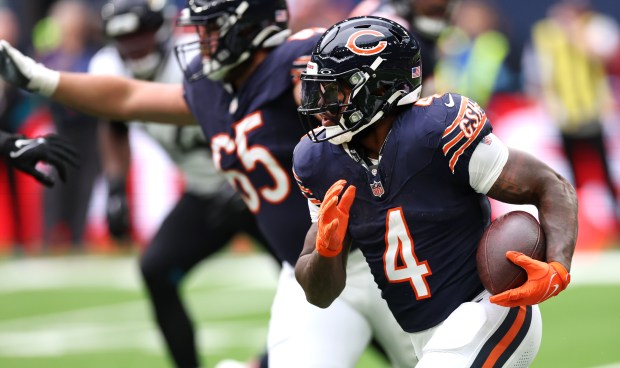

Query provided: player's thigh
[341,250,417,368]
[414,293,542,368]
[267,263,372,368]
[141,192,243,272]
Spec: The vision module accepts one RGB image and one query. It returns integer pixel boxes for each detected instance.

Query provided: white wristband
[30,62,60,97]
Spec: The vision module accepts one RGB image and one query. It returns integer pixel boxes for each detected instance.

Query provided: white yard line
[0,250,617,291]
[0,319,269,356]
[0,250,618,359]
[0,287,272,330]
[0,252,280,293]
[0,252,278,357]
[0,286,272,357]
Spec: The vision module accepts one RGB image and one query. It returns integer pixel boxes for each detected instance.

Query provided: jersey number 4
[384,208,432,299]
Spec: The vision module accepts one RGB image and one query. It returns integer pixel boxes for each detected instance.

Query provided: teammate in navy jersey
[293,16,578,367]
[91,1,270,367]
[0,1,416,367]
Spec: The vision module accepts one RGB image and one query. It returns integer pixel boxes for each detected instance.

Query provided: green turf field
[0,250,618,368]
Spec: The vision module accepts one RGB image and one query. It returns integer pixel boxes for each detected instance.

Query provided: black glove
[106,177,130,240]
[0,132,79,187]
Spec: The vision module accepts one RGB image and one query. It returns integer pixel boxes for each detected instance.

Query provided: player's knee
[139,255,159,285]
[139,253,183,289]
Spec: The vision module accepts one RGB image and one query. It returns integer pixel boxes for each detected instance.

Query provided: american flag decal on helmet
[411,66,421,78]
[370,180,385,197]
[275,9,288,23]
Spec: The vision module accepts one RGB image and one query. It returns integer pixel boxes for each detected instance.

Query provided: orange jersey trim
[442,96,469,139]
[447,114,487,173]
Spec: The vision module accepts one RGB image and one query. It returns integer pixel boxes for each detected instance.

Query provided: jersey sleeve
[468,133,509,194]
[438,94,493,183]
[291,54,311,85]
[292,160,320,223]
[292,135,324,222]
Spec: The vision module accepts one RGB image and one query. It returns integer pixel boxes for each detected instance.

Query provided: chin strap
[261,28,291,48]
[204,51,250,81]
[326,110,386,145]
[204,27,290,81]
[397,85,422,105]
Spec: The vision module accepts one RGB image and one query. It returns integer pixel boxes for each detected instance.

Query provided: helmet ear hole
[348,71,365,86]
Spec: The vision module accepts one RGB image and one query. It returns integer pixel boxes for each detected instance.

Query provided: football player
[293,16,578,367]
[91,0,269,367]
[0,130,78,186]
[0,1,416,367]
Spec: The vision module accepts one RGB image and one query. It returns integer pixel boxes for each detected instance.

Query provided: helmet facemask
[299,55,422,145]
[298,16,423,145]
[114,30,163,79]
[175,0,290,82]
[300,61,378,144]
[102,0,174,80]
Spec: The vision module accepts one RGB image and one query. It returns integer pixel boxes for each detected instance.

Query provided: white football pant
[267,249,417,368]
[411,291,542,367]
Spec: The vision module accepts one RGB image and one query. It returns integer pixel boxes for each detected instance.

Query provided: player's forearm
[488,148,578,271]
[53,73,195,125]
[535,172,578,271]
[52,73,140,120]
[295,253,347,308]
[295,227,347,308]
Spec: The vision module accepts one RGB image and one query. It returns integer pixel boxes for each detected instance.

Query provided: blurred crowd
[0,0,619,253]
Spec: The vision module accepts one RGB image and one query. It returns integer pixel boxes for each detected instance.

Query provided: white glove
[0,40,60,97]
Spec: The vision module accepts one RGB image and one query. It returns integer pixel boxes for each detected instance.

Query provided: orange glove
[315,179,356,257]
[490,251,570,307]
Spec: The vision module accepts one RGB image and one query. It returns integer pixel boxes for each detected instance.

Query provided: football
[476,211,546,295]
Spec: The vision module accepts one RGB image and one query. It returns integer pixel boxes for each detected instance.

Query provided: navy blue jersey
[293,94,493,332]
[183,31,321,265]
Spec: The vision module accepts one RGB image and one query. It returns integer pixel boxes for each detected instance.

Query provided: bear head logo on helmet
[298,16,422,145]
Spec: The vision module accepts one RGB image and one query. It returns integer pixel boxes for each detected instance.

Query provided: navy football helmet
[101,0,176,79]
[175,0,290,81]
[298,16,422,145]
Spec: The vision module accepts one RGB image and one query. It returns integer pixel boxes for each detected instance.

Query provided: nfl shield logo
[370,181,385,197]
